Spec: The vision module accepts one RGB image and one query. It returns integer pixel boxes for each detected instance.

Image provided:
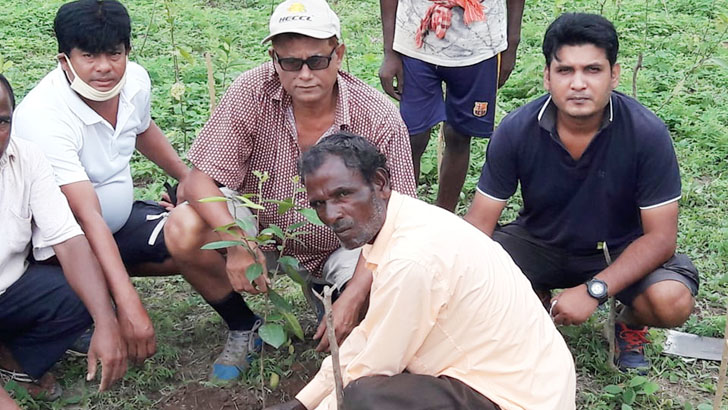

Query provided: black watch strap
[586,279,609,305]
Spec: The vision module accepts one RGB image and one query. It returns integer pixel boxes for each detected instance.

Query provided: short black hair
[543,13,619,67]
[299,132,389,185]
[0,74,15,109]
[54,0,131,55]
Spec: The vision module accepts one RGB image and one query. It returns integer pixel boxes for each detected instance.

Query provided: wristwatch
[586,279,609,305]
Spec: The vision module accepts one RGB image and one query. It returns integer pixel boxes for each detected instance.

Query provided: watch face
[590,282,606,295]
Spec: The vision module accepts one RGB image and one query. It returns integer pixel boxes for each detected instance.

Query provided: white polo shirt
[0,138,83,295]
[12,62,152,233]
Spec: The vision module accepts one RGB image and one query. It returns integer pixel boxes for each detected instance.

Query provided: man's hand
[314,291,366,352]
[550,285,599,326]
[379,51,404,100]
[116,298,156,364]
[498,45,518,88]
[226,245,270,294]
[87,322,127,391]
[264,399,307,410]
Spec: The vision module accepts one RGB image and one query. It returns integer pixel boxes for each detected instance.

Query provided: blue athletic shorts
[113,200,171,267]
[400,54,500,138]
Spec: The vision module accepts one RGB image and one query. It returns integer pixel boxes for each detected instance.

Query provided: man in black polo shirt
[465,13,699,372]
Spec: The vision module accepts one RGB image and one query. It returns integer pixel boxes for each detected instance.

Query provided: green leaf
[267,312,283,322]
[297,208,325,226]
[201,240,242,250]
[265,199,296,215]
[709,57,728,71]
[622,388,636,405]
[259,323,287,348]
[629,375,647,387]
[234,195,265,210]
[621,405,633,410]
[245,263,263,282]
[177,47,195,65]
[604,385,623,394]
[287,221,308,231]
[282,311,304,340]
[642,381,659,395]
[198,196,229,203]
[261,224,285,240]
[235,216,256,234]
[696,403,713,410]
[278,256,301,271]
[268,289,292,312]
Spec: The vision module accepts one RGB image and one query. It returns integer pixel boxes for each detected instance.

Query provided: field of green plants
[1,0,727,408]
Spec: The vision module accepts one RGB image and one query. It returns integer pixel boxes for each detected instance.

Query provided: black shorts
[113,200,171,267]
[492,224,699,306]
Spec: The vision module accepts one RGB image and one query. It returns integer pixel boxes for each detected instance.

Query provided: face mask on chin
[63,54,127,102]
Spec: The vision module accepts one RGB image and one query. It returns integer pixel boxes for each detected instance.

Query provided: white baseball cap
[262,0,341,44]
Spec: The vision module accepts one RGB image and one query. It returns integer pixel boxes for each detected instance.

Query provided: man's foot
[66,326,93,357]
[614,322,650,373]
[0,369,62,401]
[210,320,262,381]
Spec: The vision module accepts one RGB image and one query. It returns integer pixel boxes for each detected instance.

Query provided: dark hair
[543,13,619,67]
[0,74,15,109]
[54,0,131,55]
[271,33,339,48]
[299,132,389,184]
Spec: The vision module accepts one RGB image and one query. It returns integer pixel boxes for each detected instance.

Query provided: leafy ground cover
[1,0,727,408]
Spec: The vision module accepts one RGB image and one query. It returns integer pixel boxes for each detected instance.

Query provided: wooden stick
[204,52,216,114]
[632,53,643,99]
[602,242,618,371]
[713,303,728,409]
[313,286,345,409]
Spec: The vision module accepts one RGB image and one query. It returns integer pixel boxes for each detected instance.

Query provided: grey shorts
[492,224,699,306]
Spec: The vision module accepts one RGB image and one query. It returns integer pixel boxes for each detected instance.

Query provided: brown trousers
[343,373,500,410]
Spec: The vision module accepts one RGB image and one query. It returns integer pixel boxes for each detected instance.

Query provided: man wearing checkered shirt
[167,0,416,381]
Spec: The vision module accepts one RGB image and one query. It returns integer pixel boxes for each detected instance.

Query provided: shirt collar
[263,62,351,130]
[362,191,405,271]
[0,138,17,169]
[52,64,142,127]
[537,93,614,133]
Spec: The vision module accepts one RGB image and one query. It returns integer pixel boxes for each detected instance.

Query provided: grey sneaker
[209,320,262,381]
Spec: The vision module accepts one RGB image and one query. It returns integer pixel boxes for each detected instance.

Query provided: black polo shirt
[477,91,681,253]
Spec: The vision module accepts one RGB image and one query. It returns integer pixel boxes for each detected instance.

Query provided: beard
[335,194,386,249]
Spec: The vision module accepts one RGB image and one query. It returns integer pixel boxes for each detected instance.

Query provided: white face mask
[63,54,127,102]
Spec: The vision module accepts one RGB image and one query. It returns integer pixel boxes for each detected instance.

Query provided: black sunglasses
[273,46,338,71]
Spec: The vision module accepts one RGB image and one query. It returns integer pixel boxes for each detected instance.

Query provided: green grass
[1,0,727,408]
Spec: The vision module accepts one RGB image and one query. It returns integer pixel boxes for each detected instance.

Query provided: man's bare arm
[53,235,126,391]
[464,192,508,237]
[135,120,189,182]
[499,0,526,88]
[60,181,155,362]
[551,202,679,325]
[379,0,403,100]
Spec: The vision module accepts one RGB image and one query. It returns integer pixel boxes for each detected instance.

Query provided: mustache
[330,220,353,232]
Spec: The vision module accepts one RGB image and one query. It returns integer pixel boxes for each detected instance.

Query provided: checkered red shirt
[188,62,416,277]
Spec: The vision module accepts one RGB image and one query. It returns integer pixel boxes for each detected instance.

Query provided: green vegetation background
[1,0,727,408]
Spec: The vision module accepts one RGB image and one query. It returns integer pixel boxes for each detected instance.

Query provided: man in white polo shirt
[0,74,125,401]
[12,0,258,378]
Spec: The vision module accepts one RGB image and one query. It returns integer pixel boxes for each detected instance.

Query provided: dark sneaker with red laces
[615,322,650,373]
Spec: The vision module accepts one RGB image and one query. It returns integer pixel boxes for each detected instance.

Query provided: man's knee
[442,123,471,151]
[164,204,209,256]
[343,376,385,410]
[633,280,695,327]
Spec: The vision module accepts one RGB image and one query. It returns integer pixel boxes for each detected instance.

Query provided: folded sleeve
[476,124,518,201]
